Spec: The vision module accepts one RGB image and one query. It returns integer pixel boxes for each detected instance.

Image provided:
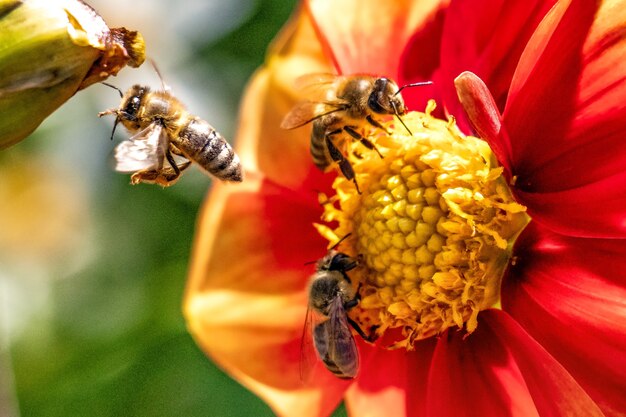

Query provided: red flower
[184,1,626,416]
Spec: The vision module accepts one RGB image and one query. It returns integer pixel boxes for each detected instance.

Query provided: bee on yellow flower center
[315,100,530,349]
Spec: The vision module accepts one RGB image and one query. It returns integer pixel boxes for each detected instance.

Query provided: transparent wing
[114,123,168,172]
[326,297,358,378]
[281,73,348,130]
[300,305,323,383]
[281,100,332,129]
[294,73,339,93]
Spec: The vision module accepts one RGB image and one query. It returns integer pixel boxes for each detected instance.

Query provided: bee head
[368,78,407,116]
[120,84,150,121]
[324,251,358,273]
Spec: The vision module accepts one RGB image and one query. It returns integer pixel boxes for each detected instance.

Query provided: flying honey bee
[281,74,431,193]
[99,76,242,186]
[303,237,371,379]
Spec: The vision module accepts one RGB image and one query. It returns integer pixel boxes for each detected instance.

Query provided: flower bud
[0,0,145,147]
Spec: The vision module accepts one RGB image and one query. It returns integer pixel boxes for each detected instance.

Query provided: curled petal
[307,0,449,77]
[454,71,511,174]
[503,222,626,416]
[504,0,626,193]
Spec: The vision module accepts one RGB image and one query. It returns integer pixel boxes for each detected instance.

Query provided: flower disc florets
[316,101,529,348]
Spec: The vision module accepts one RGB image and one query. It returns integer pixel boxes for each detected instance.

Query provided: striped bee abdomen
[178,117,243,182]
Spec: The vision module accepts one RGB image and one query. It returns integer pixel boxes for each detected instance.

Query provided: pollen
[317,101,530,348]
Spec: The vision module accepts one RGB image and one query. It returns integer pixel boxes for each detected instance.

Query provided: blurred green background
[0,1,348,416]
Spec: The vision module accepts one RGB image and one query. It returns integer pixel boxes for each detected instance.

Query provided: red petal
[515,170,626,238]
[427,311,604,417]
[426,315,540,417]
[483,311,605,417]
[345,339,436,417]
[504,0,626,193]
[397,6,447,113]
[438,0,557,132]
[307,0,449,77]
[503,222,626,416]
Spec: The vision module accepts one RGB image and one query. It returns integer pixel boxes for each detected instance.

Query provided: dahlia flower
[185,1,626,416]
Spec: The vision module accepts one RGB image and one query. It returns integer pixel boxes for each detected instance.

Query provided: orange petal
[186,287,350,417]
[235,6,333,190]
[185,174,346,416]
[306,0,450,77]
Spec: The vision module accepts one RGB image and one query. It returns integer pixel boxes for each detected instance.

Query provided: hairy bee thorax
[316,100,530,349]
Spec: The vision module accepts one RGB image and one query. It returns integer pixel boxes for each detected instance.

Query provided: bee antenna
[303,234,353,266]
[394,81,433,96]
[102,82,123,98]
[103,113,122,141]
[330,233,352,251]
[149,58,171,92]
[391,101,413,136]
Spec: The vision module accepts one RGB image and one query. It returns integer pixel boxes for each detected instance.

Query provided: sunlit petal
[185,175,347,416]
[307,0,449,77]
[437,0,557,132]
[185,288,349,417]
[454,71,510,173]
[236,7,332,189]
[504,0,626,193]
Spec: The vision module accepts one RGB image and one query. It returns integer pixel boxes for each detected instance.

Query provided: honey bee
[281,74,431,193]
[303,239,370,379]
[99,81,242,186]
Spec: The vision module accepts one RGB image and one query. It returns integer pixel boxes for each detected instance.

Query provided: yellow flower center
[315,101,530,349]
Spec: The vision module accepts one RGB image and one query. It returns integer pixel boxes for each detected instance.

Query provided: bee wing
[281,73,349,130]
[114,123,169,172]
[300,305,324,382]
[281,100,348,130]
[293,73,341,94]
[325,296,359,378]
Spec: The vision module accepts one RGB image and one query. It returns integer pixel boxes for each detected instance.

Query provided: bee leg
[165,148,181,177]
[346,317,373,341]
[325,135,361,194]
[343,126,384,159]
[365,115,390,134]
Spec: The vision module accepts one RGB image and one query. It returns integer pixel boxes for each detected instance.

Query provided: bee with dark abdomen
[303,239,371,379]
[281,74,431,193]
[99,82,242,186]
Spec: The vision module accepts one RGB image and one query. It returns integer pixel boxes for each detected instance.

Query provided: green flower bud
[0,0,145,148]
